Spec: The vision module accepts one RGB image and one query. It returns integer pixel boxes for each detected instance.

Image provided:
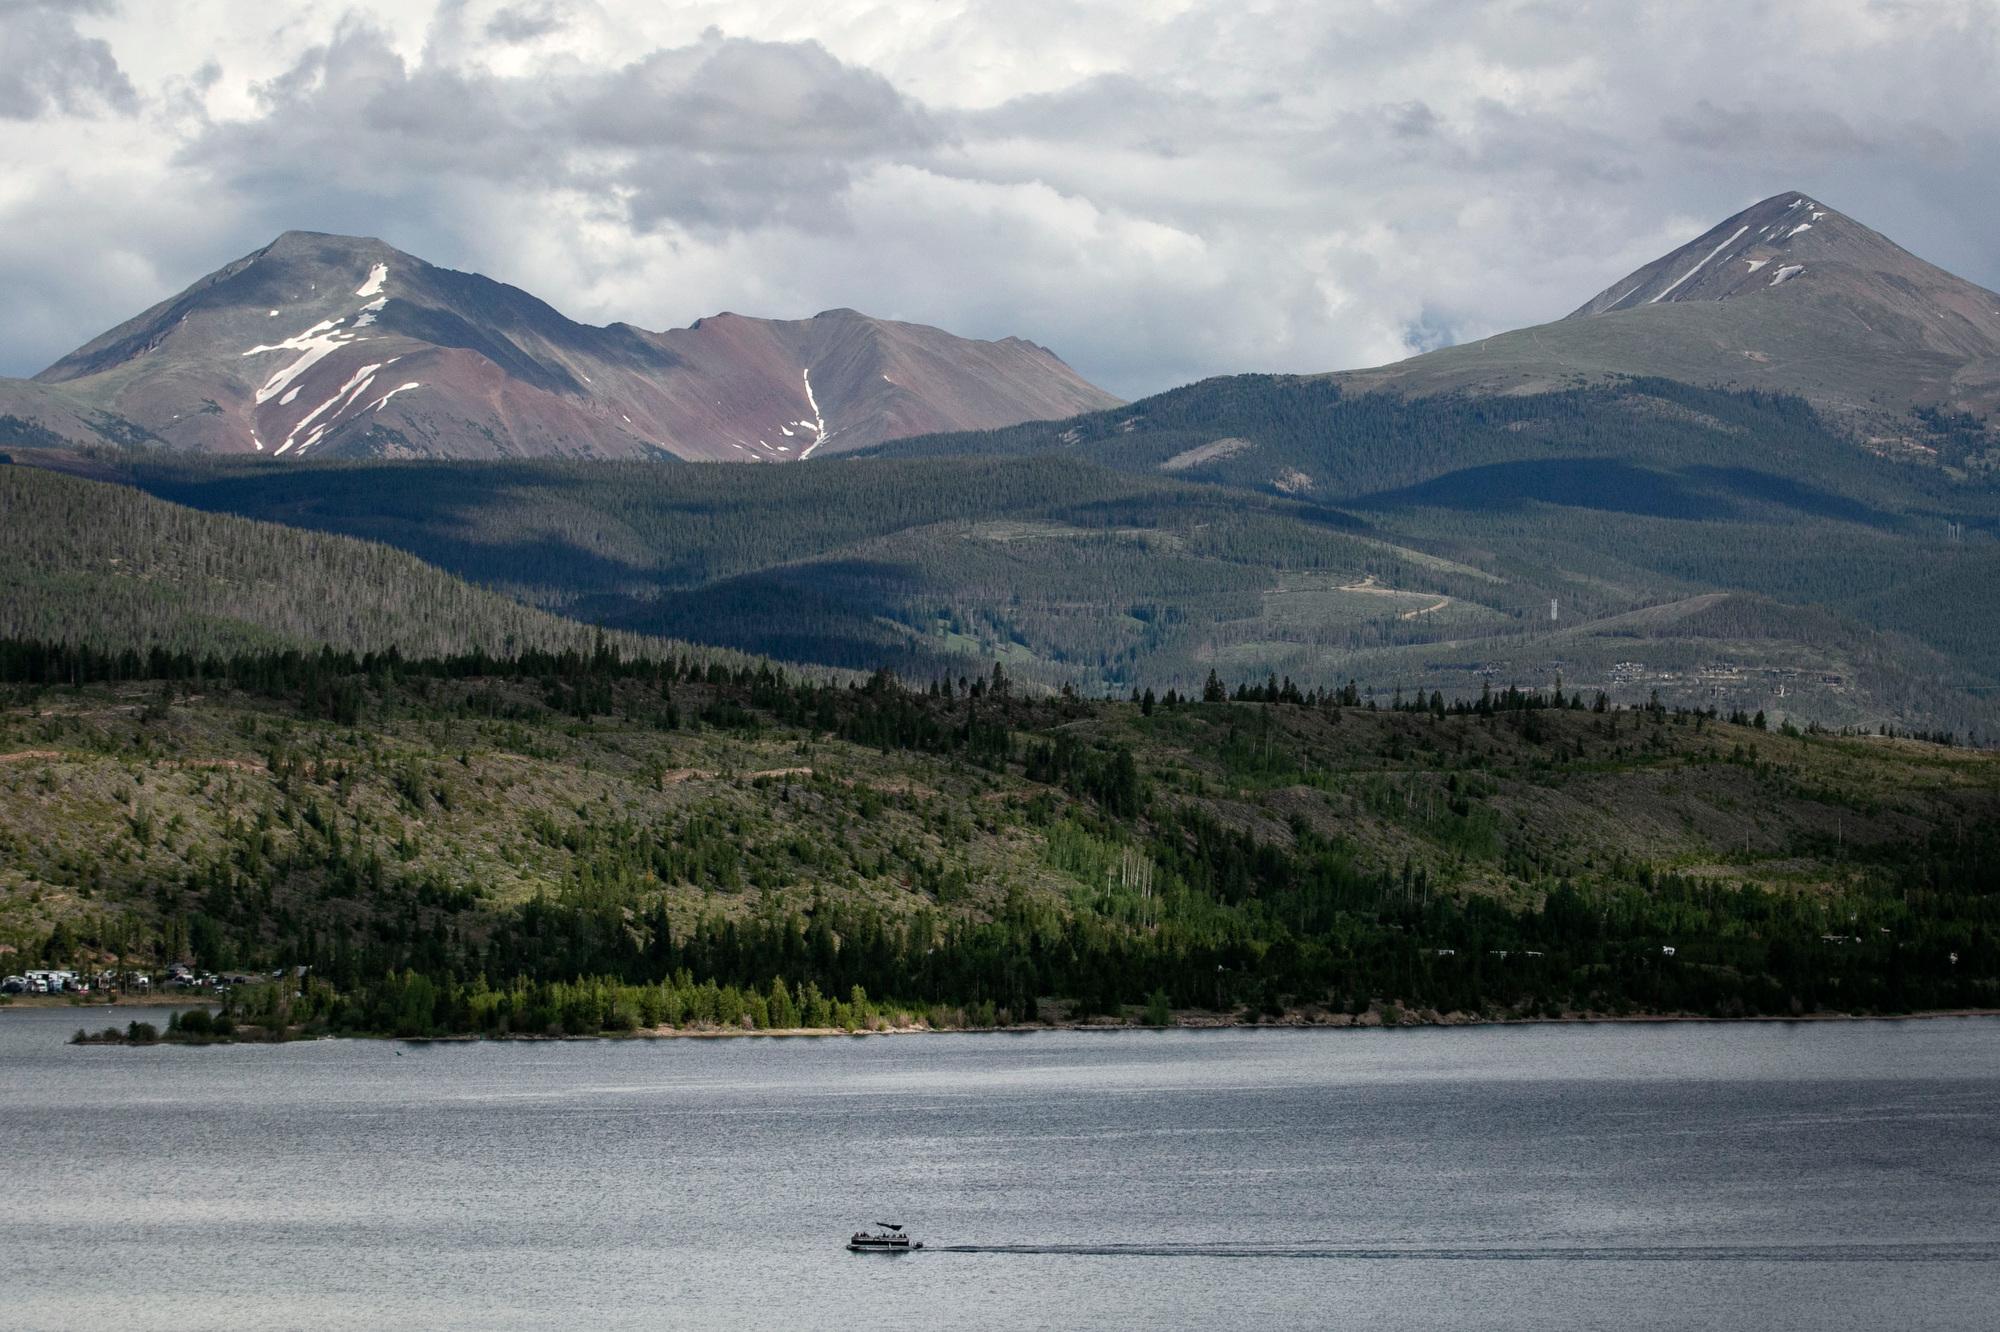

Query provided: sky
[3,0,1997,399]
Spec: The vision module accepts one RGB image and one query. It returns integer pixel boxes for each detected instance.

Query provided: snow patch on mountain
[242,318,361,405]
[1650,225,1750,304]
[368,382,420,412]
[355,264,387,298]
[797,367,831,460]
[276,360,384,456]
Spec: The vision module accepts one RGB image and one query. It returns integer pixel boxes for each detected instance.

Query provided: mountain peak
[1335,189,2000,425]
[267,227,377,246]
[255,229,402,264]
[1567,191,1874,317]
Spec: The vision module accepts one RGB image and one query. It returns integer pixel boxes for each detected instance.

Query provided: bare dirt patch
[1337,575,1453,619]
[1159,437,1255,472]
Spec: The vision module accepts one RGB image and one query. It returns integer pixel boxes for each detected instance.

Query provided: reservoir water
[3,1009,1996,1328]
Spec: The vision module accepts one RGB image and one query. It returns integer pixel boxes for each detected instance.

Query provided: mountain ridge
[7,230,1120,462]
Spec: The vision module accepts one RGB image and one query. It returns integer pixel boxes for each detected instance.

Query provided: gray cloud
[1662,100,1879,157]
[0,0,135,119]
[483,3,561,44]
[581,37,933,156]
[183,23,936,237]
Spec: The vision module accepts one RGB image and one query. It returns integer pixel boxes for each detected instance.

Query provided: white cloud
[2,0,1999,399]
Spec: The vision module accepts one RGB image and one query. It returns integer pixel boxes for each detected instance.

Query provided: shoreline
[589,1008,2000,1040]
[1,994,218,1009]
[46,1006,1998,1047]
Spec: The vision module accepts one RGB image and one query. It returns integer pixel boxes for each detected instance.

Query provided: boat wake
[930,1241,2000,1263]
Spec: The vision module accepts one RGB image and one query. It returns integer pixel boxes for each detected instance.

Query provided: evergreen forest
[3,637,1994,1037]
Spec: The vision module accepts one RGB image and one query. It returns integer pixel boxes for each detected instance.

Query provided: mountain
[1338,191,2000,440]
[838,192,2000,732]
[3,230,1118,461]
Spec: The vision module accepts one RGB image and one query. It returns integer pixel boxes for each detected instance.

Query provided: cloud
[0,0,136,119]
[2,0,1999,398]
[182,22,936,236]
[1662,99,1879,157]
[483,3,562,44]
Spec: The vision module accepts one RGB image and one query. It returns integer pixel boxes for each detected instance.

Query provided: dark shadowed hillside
[15,427,1996,738]
[0,464,740,664]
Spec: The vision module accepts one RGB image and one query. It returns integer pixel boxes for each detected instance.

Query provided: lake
[3,1010,1996,1329]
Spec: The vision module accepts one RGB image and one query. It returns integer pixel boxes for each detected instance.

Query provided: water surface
[4,1010,1995,1328]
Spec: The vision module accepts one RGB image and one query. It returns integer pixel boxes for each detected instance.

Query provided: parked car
[1,976,26,994]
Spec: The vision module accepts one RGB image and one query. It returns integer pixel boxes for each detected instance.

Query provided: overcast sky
[4,0,1997,398]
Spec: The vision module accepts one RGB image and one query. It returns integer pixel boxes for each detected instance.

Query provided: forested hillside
[3,646,1995,1033]
[0,464,738,666]
[872,378,2000,733]
[875,375,2000,505]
